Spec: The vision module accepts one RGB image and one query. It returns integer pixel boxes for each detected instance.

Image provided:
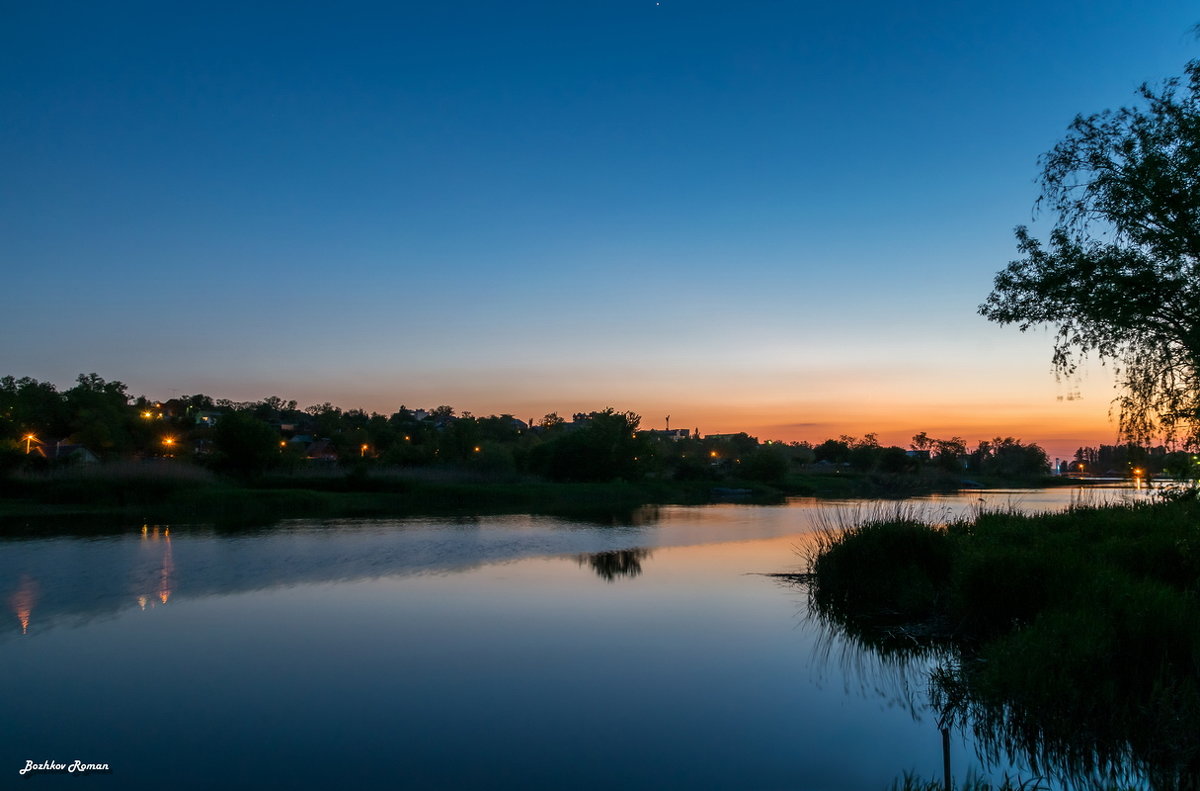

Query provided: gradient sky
[3,1,1196,461]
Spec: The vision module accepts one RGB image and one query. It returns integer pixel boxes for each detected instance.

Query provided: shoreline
[0,466,1114,528]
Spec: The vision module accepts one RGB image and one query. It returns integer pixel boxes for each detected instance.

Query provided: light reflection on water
[0,487,1143,789]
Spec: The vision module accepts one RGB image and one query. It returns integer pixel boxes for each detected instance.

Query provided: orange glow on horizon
[187,357,1124,463]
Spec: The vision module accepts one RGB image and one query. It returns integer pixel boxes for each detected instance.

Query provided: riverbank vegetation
[0,453,1077,527]
[805,494,1200,789]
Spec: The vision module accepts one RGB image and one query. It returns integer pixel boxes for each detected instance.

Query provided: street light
[23,433,36,454]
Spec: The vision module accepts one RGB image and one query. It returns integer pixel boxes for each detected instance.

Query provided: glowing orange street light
[360,444,369,457]
[473,446,482,453]
[23,433,37,454]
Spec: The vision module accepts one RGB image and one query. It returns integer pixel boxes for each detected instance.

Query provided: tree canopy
[980,60,1200,447]
[528,408,648,482]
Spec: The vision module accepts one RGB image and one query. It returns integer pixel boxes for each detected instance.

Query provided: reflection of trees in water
[932,659,1199,791]
[801,594,965,790]
[805,603,950,722]
[558,506,661,528]
[577,549,652,582]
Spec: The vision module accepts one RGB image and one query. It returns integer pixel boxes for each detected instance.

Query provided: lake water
[0,487,1146,789]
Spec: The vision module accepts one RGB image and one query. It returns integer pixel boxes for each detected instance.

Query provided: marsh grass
[807,504,957,626]
[887,770,1141,790]
[809,498,1200,789]
[887,770,1056,791]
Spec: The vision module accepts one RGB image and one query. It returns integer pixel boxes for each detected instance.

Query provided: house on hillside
[305,440,339,462]
[32,440,100,464]
[194,411,222,427]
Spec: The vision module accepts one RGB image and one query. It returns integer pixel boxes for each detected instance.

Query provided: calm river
[0,487,1145,789]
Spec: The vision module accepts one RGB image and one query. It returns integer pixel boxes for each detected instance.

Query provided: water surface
[0,487,1140,789]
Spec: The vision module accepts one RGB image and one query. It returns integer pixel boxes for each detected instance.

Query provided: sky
[3,1,1197,461]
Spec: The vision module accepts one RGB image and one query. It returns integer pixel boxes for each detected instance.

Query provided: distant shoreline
[0,466,1110,529]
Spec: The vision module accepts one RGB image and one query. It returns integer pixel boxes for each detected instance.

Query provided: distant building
[305,440,338,462]
[32,441,99,464]
[645,429,691,441]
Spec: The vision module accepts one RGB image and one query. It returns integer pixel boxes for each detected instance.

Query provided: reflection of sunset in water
[10,574,38,635]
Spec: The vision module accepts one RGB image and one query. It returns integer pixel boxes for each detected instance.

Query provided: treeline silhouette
[2,373,1054,482]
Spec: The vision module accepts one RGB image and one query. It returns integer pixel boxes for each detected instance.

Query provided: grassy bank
[782,469,1079,499]
[0,460,1089,529]
[805,493,1200,788]
[0,462,786,528]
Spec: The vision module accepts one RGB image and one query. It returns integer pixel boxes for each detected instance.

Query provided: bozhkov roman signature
[19,759,111,775]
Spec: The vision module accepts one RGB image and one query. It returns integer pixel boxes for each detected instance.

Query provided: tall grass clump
[887,770,1055,791]
[808,506,955,624]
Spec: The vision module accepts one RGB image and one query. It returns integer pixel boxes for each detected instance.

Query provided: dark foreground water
[0,487,1143,789]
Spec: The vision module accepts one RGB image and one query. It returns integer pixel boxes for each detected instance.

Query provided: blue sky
[3,1,1196,458]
